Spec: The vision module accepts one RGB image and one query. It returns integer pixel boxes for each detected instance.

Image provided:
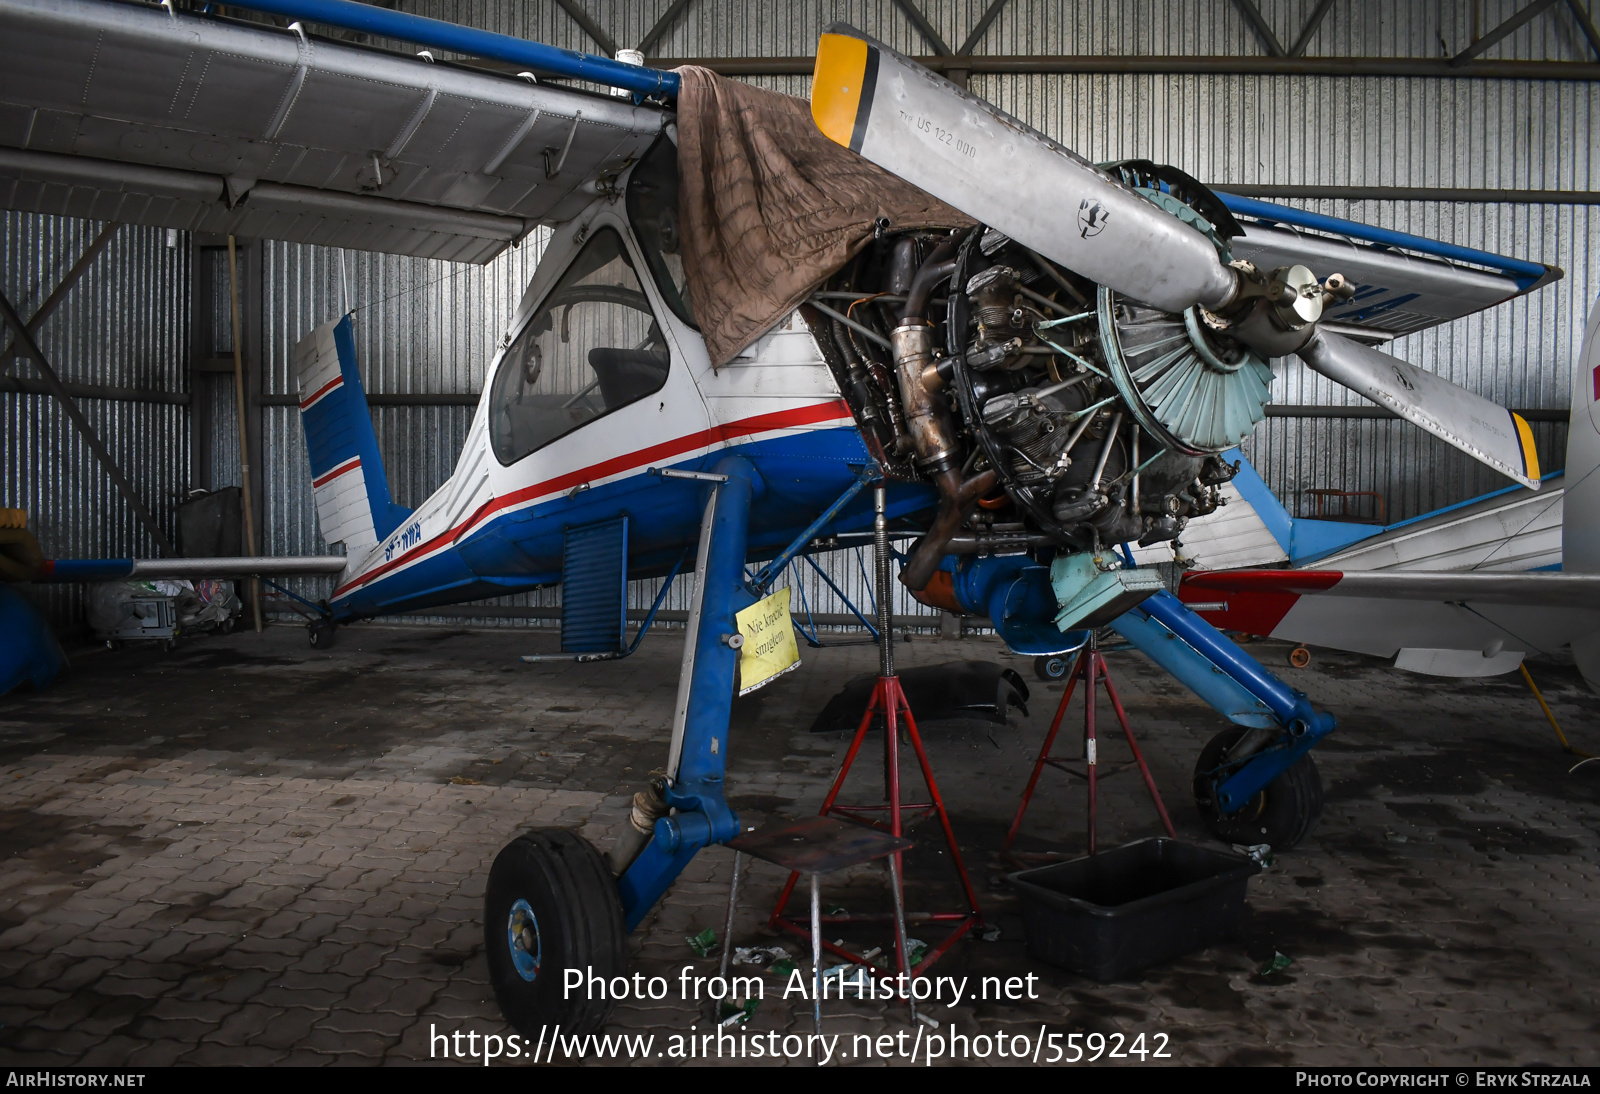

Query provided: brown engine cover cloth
[673,66,972,368]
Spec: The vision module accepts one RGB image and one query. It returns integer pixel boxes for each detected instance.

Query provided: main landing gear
[484,828,626,1037]
[1192,726,1323,849]
[482,456,761,1036]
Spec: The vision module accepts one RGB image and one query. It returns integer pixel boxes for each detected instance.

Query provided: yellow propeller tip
[811,33,871,149]
[1512,411,1541,482]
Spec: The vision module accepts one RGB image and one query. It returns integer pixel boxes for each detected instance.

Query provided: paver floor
[1,623,1596,1066]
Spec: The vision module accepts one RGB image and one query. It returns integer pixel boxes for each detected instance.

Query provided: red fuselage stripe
[312,457,361,489]
[333,400,852,598]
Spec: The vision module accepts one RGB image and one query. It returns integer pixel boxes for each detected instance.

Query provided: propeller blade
[810,25,1236,314]
[1297,329,1541,489]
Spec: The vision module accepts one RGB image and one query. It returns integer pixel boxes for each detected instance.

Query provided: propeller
[810,27,1236,315]
[811,25,1542,491]
[1297,328,1539,488]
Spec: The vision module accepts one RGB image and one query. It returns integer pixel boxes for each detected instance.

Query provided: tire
[162,638,179,653]
[308,622,336,649]
[484,828,626,1038]
[1034,654,1070,681]
[219,618,235,636]
[1193,727,1323,850]
[1288,646,1311,669]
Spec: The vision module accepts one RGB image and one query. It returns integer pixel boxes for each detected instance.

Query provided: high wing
[0,0,665,262]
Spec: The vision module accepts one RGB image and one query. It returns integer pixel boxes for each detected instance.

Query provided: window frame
[625,131,698,330]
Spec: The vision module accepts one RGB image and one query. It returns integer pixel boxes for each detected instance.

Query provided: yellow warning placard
[735,587,801,696]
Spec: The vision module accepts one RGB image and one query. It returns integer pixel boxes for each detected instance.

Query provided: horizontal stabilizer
[39,556,348,582]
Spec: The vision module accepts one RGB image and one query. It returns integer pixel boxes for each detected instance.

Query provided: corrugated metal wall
[7,0,1597,632]
[2,216,189,626]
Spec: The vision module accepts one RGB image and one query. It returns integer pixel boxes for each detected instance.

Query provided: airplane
[0,0,1567,1035]
[1177,297,1600,691]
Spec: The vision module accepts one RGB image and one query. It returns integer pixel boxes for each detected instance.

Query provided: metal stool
[725,816,914,1032]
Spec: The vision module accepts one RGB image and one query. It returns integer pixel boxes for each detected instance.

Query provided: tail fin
[1563,296,1600,574]
[1128,447,1380,570]
[294,316,410,561]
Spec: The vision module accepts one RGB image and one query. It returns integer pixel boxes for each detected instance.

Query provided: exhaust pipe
[891,241,996,590]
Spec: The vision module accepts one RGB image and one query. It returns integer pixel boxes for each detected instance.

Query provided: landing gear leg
[483,457,756,1035]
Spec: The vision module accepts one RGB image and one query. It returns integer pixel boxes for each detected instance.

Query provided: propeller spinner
[810,25,1541,490]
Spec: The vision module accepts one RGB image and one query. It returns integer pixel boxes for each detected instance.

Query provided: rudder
[294,316,411,562]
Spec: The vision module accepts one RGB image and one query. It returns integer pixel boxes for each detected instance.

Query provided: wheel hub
[507,898,542,982]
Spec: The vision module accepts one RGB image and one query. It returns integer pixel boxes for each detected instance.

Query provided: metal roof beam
[637,0,694,55]
[1288,0,1338,58]
[1232,0,1286,56]
[890,0,952,58]
[1,221,120,367]
[956,0,1011,55]
[0,287,176,556]
[1565,0,1600,59]
[1452,0,1560,66]
[551,0,617,57]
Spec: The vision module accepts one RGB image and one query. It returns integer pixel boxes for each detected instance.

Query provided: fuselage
[327,193,932,623]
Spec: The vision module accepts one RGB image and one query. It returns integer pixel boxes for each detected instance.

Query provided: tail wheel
[1193,727,1323,850]
[1034,654,1070,681]
[308,621,336,649]
[484,828,626,1038]
[1288,646,1311,669]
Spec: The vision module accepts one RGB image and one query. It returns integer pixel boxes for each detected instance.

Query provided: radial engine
[805,163,1354,639]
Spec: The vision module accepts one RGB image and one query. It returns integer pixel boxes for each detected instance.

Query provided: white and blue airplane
[0,0,1567,1034]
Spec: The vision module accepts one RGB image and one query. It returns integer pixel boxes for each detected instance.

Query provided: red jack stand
[1004,633,1175,859]
[768,485,983,978]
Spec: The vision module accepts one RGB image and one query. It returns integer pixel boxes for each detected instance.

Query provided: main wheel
[1193,727,1322,850]
[1034,654,1071,681]
[484,828,626,1038]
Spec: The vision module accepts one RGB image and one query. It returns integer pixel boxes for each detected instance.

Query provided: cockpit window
[488,227,669,466]
[626,131,697,328]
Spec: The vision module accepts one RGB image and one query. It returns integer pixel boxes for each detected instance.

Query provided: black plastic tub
[1009,838,1260,981]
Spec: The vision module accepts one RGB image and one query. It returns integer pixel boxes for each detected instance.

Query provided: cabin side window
[489,227,670,466]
